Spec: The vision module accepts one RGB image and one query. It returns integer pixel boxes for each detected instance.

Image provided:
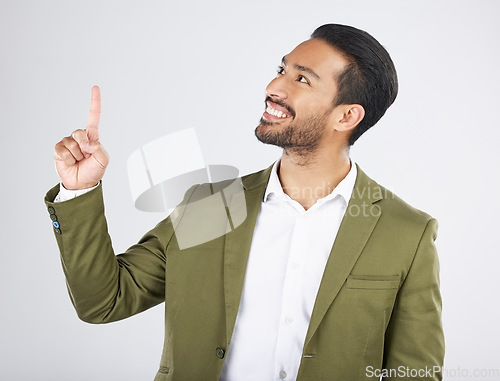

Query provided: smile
[265,101,292,119]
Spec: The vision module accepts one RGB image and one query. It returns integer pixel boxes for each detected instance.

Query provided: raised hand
[54,86,110,190]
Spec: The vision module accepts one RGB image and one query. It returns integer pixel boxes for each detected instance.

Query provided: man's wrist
[54,182,100,203]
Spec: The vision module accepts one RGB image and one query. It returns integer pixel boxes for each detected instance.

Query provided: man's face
[255,38,349,154]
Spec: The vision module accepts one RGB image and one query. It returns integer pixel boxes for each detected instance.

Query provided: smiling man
[45,24,444,380]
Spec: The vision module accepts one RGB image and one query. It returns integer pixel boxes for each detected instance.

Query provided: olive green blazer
[44,165,444,381]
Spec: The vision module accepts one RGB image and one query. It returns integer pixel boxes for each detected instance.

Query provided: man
[45,24,444,380]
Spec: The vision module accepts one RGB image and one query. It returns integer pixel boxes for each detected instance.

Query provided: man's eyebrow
[281,56,321,80]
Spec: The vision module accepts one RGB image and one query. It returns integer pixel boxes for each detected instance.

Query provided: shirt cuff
[54,182,100,203]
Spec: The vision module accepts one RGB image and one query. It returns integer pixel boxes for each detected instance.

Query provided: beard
[255,110,332,157]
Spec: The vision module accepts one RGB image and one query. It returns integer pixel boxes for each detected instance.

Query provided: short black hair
[311,24,398,145]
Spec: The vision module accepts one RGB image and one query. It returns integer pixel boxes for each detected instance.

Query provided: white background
[1,0,499,379]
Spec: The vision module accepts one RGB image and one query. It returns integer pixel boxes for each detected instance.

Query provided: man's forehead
[283,38,349,78]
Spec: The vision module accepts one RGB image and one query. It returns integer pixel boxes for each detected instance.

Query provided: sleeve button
[216,347,225,359]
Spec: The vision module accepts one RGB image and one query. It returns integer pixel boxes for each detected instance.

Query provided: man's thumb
[87,141,110,168]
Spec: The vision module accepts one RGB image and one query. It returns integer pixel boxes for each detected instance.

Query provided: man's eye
[298,75,309,84]
[277,66,285,75]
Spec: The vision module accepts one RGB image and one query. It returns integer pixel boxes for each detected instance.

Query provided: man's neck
[278,148,351,211]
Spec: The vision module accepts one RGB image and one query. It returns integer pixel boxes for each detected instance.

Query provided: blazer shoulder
[173,166,273,223]
[356,166,435,229]
[188,164,273,196]
[381,184,433,222]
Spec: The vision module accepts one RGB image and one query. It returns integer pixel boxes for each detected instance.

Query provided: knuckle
[62,137,79,150]
[71,129,86,141]
[62,136,73,145]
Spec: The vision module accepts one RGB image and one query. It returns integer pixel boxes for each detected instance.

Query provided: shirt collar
[263,159,358,207]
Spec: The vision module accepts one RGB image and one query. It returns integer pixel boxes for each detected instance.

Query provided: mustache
[265,96,296,118]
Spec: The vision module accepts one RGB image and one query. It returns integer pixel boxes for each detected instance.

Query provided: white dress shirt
[220,160,357,381]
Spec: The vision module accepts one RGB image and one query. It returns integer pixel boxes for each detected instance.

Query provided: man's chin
[255,121,272,138]
[255,124,282,147]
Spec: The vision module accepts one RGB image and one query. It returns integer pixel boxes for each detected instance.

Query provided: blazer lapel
[304,165,383,346]
[222,166,272,345]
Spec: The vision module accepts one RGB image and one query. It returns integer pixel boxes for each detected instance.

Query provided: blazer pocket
[346,275,400,290]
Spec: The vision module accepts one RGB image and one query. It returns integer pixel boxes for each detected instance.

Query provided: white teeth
[266,105,289,118]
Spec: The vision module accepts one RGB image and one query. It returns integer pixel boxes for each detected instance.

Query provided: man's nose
[265,75,288,100]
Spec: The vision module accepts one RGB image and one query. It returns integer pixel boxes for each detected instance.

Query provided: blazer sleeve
[44,182,184,324]
[382,218,445,381]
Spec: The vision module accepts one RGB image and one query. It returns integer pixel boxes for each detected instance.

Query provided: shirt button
[216,347,225,359]
[48,207,56,215]
[290,262,299,270]
[284,316,294,325]
[279,370,287,379]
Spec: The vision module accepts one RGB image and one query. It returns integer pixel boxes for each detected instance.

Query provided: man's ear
[333,104,365,132]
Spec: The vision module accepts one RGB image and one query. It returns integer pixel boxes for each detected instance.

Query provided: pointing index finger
[87,85,101,141]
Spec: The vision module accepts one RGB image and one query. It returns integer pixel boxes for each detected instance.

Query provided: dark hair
[311,24,398,145]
